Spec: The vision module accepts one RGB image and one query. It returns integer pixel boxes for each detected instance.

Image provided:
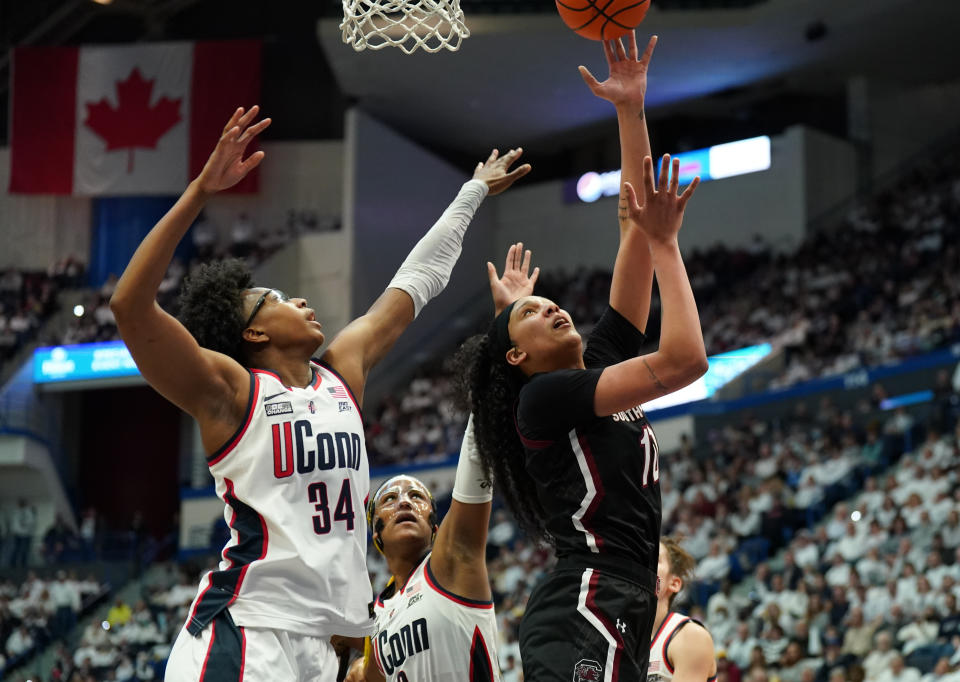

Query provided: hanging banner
[10,40,262,195]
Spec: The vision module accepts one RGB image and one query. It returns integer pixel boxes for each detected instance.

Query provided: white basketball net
[341,0,470,54]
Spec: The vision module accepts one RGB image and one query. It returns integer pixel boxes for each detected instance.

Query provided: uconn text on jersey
[271,419,363,478]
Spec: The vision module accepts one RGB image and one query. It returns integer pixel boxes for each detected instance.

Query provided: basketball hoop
[341,0,470,54]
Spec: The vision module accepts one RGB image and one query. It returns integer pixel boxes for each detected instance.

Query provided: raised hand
[196,105,271,194]
[579,32,657,110]
[472,148,532,196]
[623,155,699,244]
[487,242,540,315]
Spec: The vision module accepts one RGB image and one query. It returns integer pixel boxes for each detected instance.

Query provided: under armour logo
[616,618,627,634]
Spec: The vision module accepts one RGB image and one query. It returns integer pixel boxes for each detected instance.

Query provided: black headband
[489,300,518,361]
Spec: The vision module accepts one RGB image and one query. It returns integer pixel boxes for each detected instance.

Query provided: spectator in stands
[898,606,941,656]
[699,540,732,583]
[5,624,33,658]
[0,315,16,358]
[861,429,886,469]
[885,407,915,436]
[707,581,738,623]
[861,627,899,679]
[919,658,960,682]
[229,211,255,259]
[49,641,75,680]
[710,604,737,651]
[9,499,36,567]
[864,518,890,552]
[814,633,852,682]
[8,307,34,339]
[828,521,867,563]
[191,211,217,260]
[79,508,98,561]
[824,554,851,588]
[759,623,789,665]
[841,606,881,659]
[730,498,762,539]
[90,640,118,669]
[135,650,157,680]
[115,654,135,680]
[0,269,22,298]
[930,492,955,526]
[715,653,743,682]
[106,598,132,628]
[776,640,820,682]
[792,530,820,570]
[794,473,825,513]
[780,577,809,622]
[823,503,849,541]
[939,594,960,640]
[50,570,80,635]
[874,654,922,682]
[857,546,889,587]
[42,515,77,564]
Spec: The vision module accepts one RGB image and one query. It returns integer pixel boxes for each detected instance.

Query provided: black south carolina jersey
[516,306,661,577]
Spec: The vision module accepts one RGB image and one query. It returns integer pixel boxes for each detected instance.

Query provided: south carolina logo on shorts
[573,659,603,682]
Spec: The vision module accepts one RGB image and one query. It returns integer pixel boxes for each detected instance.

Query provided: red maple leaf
[84,67,183,173]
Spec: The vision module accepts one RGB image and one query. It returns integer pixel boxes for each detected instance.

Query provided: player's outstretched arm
[429,243,537,597]
[323,150,531,406]
[594,155,707,416]
[110,107,270,428]
[669,623,717,682]
[429,415,493,601]
[581,31,658,331]
[487,241,540,316]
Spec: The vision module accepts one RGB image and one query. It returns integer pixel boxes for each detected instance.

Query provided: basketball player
[345,423,498,682]
[109,105,530,681]
[456,31,707,682]
[648,537,717,682]
[341,244,539,682]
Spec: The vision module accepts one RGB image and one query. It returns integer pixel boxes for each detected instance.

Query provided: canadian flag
[9,40,261,195]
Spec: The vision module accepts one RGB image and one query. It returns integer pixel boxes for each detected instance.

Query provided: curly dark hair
[452,328,553,546]
[178,258,254,366]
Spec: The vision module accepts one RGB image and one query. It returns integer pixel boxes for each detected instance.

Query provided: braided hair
[452,324,553,546]
[178,258,253,366]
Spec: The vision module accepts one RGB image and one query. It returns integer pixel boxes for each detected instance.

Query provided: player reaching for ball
[109,104,530,681]
[648,537,718,682]
[339,244,539,682]
[455,32,707,682]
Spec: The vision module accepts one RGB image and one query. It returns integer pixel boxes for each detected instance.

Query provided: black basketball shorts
[519,560,657,682]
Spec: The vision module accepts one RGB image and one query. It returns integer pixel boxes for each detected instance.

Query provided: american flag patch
[327,385,349,399]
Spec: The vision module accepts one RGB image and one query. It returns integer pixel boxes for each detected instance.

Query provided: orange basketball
[556,0,651,41]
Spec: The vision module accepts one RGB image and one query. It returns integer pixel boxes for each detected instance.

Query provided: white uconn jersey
[185,361,373,639]
[647,613,716,682]
[373,553,501,682]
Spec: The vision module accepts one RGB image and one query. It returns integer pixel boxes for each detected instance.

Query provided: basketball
[556,0,651,41]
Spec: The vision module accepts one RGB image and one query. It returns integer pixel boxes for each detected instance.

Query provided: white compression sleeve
[387,179,489,317]
[452,414,493,504]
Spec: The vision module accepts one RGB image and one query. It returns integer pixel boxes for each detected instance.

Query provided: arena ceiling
[318,0,960,156]
[1,0,958,173]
